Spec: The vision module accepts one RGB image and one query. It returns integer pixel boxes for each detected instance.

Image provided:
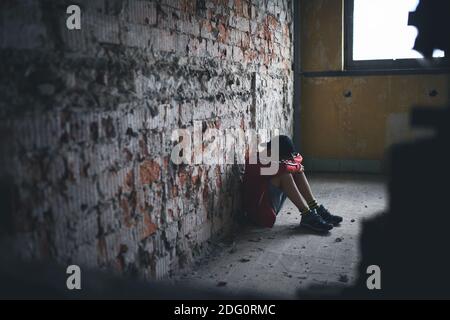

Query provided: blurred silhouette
[348,0,450,299]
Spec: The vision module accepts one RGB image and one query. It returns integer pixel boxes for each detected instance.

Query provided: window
[345,0,449,71]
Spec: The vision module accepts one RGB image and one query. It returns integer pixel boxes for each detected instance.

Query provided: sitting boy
[243,135,342,232]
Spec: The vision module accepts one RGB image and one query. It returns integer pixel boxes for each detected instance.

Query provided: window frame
[344,0,450,72]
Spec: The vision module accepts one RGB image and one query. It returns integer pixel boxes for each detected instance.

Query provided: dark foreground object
[301,1,450,299]
[0,253,277,300]
[348,0,450,299]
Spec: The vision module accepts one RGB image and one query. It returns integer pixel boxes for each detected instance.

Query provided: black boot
[316,205,343,226]
[300,209,334,232]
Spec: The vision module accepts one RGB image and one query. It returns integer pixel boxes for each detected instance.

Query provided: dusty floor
[171,174,387,299]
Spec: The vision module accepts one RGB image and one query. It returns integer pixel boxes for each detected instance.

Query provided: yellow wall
[299,0,450,163]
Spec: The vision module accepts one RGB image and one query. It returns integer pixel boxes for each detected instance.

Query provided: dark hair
[266,135,297,160]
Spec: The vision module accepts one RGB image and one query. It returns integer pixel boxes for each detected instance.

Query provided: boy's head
[266,135,297,161]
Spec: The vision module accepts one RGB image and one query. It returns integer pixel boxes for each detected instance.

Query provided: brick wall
[0,0,293,279]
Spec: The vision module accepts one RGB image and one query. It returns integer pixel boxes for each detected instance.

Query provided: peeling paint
[0,0,294,279]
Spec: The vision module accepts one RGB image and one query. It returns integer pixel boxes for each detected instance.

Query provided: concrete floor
[171,174,387,299]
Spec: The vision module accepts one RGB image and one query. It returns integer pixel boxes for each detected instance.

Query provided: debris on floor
[339,274,349,283]
[172,174,387,298]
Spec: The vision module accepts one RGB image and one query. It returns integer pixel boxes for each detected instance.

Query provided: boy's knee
[270,175,281,187]
[271,173,293,187]
[279,173,294,182]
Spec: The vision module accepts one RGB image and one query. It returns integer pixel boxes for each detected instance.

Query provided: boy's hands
[280,159,304,172]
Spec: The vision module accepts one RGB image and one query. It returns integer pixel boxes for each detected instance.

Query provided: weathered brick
[200,19,217,40]
[139,159,161,185]
[177,15,201,37]
[127,0,157,25]
[0,0,294,282]
[230,15,250,32]
[87,13,121,45]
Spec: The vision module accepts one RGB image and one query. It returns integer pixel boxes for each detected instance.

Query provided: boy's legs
[292,171,343,225]
[270,174,309,213]
[270,174,333,232]
[292,171,316,204]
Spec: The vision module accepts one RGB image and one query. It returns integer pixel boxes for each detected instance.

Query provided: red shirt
[242,154,303,228]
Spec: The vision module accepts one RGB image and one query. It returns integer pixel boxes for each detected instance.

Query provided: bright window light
[353,0,446,61]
